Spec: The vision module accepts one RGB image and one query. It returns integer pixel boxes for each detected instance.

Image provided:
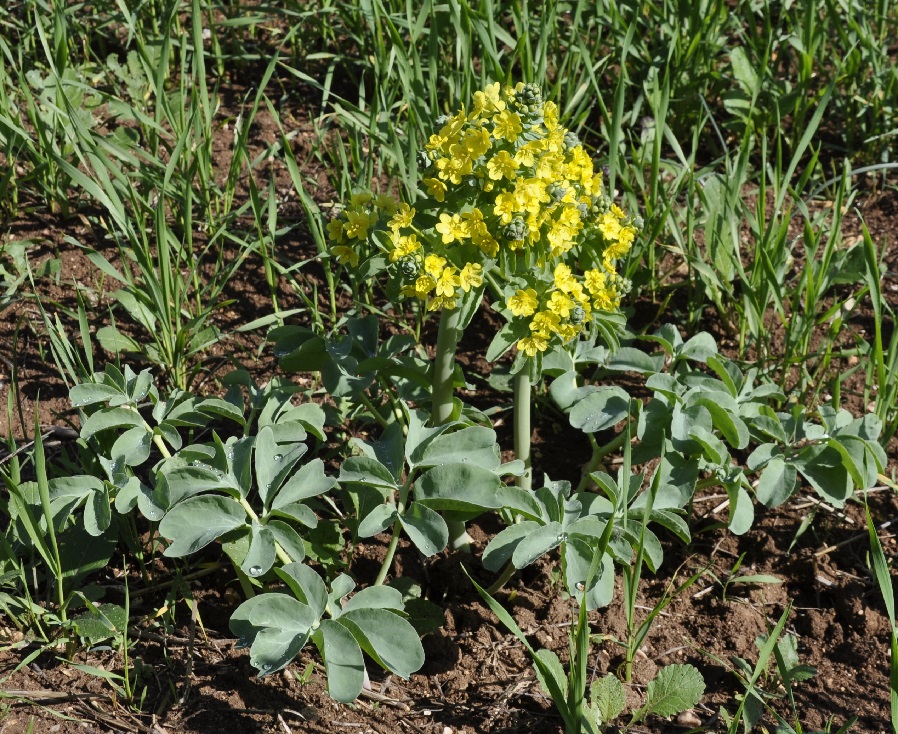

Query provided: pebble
[676,710,702,727]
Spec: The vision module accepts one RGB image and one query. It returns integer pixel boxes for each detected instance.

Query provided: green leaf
[512,522,563,568]
[314,619,365,702]
[80,407,144,439]
[242,523,276,578]
[339,608,425,679]
[70,382,122,407]
[486,320,526,362]
[590,673,626,725]
[111,425,152,466]
[163,465,233,508]
[159,495,247,556]
[340,585,405,614]
[339,456,398,490]
[415,463,503,515]
[795,444,852,507]
[58,523,116,583]
[412,425,500,471]
[196,397,246,426]
[569,386,631,433]
[273,459,336,507]
[84,484,112,536]
[482,521,541,572]
[532,648,568,702]
[276,563,328,618]
[677,331,718,363]
[255,426,308,507]
[267,520,306,564]
[357,503,397,538]
[231,594,316,675]
[72,603,127,644]
[688,425,729,466]
[640,663,704,718]
[755,458,796,507]
[95,325,141,354]
[726,484,754,535]
[606,347,663,374]
[400,503,448,556]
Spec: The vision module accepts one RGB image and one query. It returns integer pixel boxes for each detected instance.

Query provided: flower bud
[399,255,420,278]
[504,217,529,242]
[563,131,580,150]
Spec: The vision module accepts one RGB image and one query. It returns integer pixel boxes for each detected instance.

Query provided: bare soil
[2,84,897,734]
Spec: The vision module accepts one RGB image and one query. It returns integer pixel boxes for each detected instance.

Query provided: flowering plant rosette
[327,82,638,375]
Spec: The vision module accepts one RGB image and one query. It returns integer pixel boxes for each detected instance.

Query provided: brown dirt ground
[2,83,898,734]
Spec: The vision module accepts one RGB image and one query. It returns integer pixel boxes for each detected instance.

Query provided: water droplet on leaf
[273,454,283,462]
[249,565,263,576]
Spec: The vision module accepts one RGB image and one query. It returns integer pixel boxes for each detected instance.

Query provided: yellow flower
[584,268,607,296]
[487,150,519,181]
[463,126,491,158]
[471,82,506,118]
[423,177,448,202]
[493,191,517,224]
[428,295,457,311]
[458,263,483,292]
[492,109,523,142]
[553,263,577,293]
[470,224,499,257]
[435,213,468,244]
[388,233,421,262]
[531,310,561,335]
[413,274,436,298]
[326,218,345,243]
[424,254,447,277]
[547,292,574,318]
[599,211,622,241]
[332,245,359,268]
[435,267,461,297]
[388,203,416,230]
[507,288,539,317]
[518,334,549,357]
[343,209,373,239]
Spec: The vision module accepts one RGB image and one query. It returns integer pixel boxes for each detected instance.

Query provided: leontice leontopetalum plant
[326,81,637,546]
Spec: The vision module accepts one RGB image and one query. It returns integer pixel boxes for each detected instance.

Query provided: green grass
[0,1,896,727]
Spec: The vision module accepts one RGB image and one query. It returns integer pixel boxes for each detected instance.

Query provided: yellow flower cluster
[325,82,639,357]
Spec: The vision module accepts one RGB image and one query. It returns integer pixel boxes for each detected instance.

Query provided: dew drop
[556,533,566,543]
[226,450,235,461]
[575,581,585,591]
[249,565,263,576]
[191,460,200,466]
[273,454,283,462]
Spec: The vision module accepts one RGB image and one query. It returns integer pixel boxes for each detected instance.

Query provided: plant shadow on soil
[2,88,897,734]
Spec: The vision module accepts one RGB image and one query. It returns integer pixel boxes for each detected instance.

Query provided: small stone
[676,710,702,727]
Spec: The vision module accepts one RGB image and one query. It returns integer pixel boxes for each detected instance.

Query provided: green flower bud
[548,182,567,202]
[563,131,580,150]
[571,306,586,324]
[504,217,529,242]
[399,255,420,278]
[514,82,543,113]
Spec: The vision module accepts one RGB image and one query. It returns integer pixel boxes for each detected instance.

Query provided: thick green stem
[514,370,532,492]
[487,370,533,593]
[432,307,472,553]
[432,306,461,425]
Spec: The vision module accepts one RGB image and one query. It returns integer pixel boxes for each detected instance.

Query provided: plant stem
[514,369,532,492]
[432,306,461,425]
[374,477,412,586]
[432,306,473,552]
